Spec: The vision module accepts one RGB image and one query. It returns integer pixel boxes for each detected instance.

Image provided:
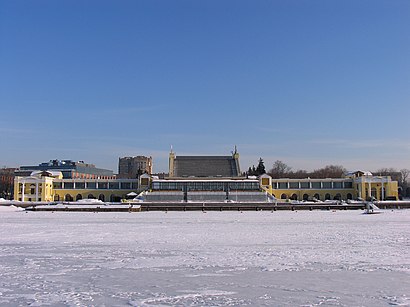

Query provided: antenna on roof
[170,145,173,153]
[234,145,237,154]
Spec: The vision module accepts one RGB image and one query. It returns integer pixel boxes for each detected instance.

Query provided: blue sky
[1,0,409,173]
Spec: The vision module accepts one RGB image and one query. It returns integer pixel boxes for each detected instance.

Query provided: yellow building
[259,171,398,201]
[14,172,150,202]
[14,169,398,203]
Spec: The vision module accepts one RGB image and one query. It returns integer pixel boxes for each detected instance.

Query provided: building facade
[14,171,150,202]
[259,171,398,201]
[118,156,153,178]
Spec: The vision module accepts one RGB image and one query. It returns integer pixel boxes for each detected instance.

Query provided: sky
[0,0,409,173]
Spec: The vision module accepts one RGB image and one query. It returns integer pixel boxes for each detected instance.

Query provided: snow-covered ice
[0,210,409,306]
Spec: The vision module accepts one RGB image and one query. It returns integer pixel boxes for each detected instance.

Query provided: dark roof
[173,156,240,177]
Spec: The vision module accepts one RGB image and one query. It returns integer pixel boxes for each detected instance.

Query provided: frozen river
[0,209,409,306]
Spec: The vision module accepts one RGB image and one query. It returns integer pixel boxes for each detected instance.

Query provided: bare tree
[400,169,410,183]
[269,160,292,178]
[400,169,410,197]
[310,165,346,179]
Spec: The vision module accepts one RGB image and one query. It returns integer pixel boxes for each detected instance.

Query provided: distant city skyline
[1,1,409,173]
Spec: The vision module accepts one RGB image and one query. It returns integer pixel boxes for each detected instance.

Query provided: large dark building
[16,160,114,179]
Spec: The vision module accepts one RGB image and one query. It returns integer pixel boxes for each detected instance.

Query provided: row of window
[152,181,260,191]
[53,182,138,190]
[271,181,353,189]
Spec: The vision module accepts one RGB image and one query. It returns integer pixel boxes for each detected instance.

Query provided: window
[261,178,270,186]
[278,182,288,189]
[333,182,342,189]
[311,182,321,189]
[75,182,85,189]
[344,182,353,189]
[322,182,332,189]
[300,182,310,189]
[109,182,119,189]
[64,182,74,189]
[87,182,96,189]
[121,182,131,189]
[98,182,108,189]
[289,182,299,189]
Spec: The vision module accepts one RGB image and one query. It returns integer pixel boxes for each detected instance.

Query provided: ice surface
[0,210,409,306]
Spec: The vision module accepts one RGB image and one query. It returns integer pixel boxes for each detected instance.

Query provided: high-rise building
[118,156,153,179]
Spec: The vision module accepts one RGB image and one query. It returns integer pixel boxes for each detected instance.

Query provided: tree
[375,168,402,183]
[400,169,410,197]
[255,158,266,175]
[310,165,346,179]
[269,160,292,178]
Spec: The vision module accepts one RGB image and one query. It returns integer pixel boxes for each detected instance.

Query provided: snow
[0,210,409,306]
[0,205,25,212]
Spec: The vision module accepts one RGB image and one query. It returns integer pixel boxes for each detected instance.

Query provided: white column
[368,180,372,199]
[21,181,25,202]
[359,183,362,199]
[35,182,39,201]
[381,179,385,200]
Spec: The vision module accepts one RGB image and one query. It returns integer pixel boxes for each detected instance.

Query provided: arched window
[281,193,287,199]
[291,193,298,200]
[76,194,82,201]
[65,194,73,201]
[325,193,331,200]
[347,193,353,200]
[98,194,105,202]
[303,194,309,201]
[110,194,121,202]
[334,193,341,200]
[88,194,95,199]
[314,193,320,200]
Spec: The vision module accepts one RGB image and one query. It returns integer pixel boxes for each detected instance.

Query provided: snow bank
[0,205,25,212]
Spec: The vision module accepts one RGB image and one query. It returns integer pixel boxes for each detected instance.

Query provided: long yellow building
[14,169,398,203]
[259,171,398,201]
[14,171,150,202]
